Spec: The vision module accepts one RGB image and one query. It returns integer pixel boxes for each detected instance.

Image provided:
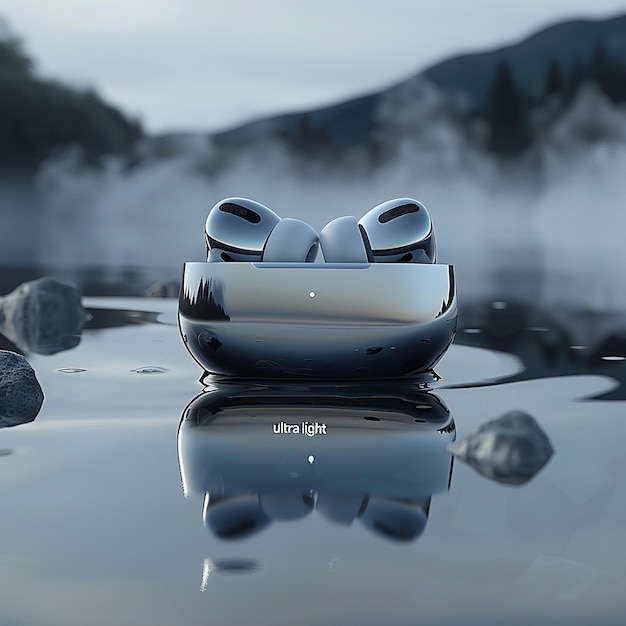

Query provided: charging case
[178,261,457,379]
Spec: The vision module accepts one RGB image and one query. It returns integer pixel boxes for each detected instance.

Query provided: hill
[0,20,142,174]
[211,12,626,157]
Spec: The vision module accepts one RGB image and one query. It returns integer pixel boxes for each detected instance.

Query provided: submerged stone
[0,277,87,355]
[447,410,554,485]
[0,350,44,427]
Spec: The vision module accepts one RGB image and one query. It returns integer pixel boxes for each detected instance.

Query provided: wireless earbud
[319,198,436,264]
[358,198,437,263]
[205,197,318,262]
[205,196,435,264]
[205,198,279,261]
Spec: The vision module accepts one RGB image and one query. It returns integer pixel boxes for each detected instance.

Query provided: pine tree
[590,42,626,105]
[566,59,586,101]
[543,60,563,99]
[590,42,609,84]
[0,18,33,76]
[486,62,532,157]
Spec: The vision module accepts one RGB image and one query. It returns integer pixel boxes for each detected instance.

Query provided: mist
[1,80,614,322]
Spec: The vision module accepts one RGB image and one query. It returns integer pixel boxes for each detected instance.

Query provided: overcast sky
[2,0,625,134]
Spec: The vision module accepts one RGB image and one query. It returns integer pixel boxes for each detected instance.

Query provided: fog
[3,81,625,320]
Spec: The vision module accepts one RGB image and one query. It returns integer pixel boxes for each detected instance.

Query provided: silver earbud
[205,197,281,261]
[357,198,437,263]
[205,197,318,262]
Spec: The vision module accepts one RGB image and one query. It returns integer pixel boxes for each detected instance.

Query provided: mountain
[424,13,626,110]
[210,12,626,153]
[0,22,143,174]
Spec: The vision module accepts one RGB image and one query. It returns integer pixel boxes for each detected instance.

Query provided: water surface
[0,268,625,625]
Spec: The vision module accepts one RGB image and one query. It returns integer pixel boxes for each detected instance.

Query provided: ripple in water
[131,366,169,374]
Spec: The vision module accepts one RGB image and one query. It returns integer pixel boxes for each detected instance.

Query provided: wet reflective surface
[0,282,625,624]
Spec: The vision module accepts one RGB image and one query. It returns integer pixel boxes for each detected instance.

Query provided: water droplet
[58,368,87,373]
[570,345,586,350]
[131,366,169,374]
[492,301,507,309]
[308,455,315,464]
[309,291,316,298]
[601,355,625,361]
[463,328,482,334]
[529,327,549,332]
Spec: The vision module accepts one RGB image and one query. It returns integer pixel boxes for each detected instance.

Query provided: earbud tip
[262,218,319,262]
[319,216,369,263]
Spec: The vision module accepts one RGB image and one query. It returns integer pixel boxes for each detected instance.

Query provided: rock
[447,410,554,485]
[145,280,180,298]
[0,350,44,427]
[0,277,87,355]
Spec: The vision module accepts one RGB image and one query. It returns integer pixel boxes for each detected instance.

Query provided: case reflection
[178,382,455,542]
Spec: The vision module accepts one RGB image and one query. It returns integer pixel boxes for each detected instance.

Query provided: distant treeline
[283,42,626,163]
[2,17,624,174]
[0,21,142,172]
[482,42,626,157]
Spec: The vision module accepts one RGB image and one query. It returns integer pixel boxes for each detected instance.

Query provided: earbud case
[178,260,457,379]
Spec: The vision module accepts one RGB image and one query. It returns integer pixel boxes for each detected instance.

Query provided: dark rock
[145,280,180,298]
[0,277,87,354]
[0,350,44,427]
[447,410,554,485]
